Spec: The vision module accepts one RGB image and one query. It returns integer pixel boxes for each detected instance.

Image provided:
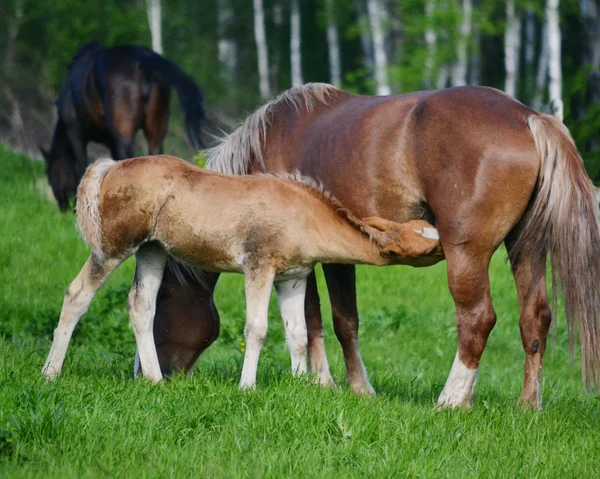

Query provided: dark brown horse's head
[41,134,80,212]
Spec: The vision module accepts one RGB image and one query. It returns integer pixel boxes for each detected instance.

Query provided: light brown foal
[42,155,442,387]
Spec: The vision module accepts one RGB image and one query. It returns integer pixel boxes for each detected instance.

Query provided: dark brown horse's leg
[304,270,335,387]
[144,85,170,156]
[506,240,552,409]
[322,264,375,395]
[437,246,496,408]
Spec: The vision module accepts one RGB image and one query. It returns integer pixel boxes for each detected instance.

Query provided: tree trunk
[4,0,23,76]
[504,0,522,98]
[424,0,437,89]
[146,0,163,55]
[217,0,238,83]
[452,0,472,87]
[253,0,271,99]
[546,0,562,120]
[325,0,342,87]
[532,20,548,112]
[290,0,303,87]
[366,0,391,95]
[353,0,373,72]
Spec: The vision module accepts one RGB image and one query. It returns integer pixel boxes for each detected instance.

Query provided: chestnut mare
[42,155,441,387]
[147,84,600,409]
[42,42,206,211]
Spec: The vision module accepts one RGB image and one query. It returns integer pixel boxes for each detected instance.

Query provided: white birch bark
[4,0,23,75]
[253,0,271,99]
[424,0,437,89]
[217,0,237,81]
[325,0,342,87]
[366,0,391,95]
[532,21,548,111]
[146,0,163,55]
[290,0,303,87]
[469,29,481,86]
[546,0,562,120]
[452,0,472,87]
[504,0,522,98]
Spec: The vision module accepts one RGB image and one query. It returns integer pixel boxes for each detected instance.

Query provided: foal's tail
[75,158,116,262]
[140,53,206,150]
[511,114,600,389]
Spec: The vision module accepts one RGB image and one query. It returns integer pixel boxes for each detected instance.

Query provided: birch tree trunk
[146,0,163,55]
[366,0,391,95]
[532,21,548,111]
[353,0,373,72]
[290,0,303,87]
[4,0,23,75]
[452,0,472,87]
[424,0,437,89]
[253,0,271,99]
[580,0,600,116]
[546,0,562,120]
[217,0,237,83]
[504,0,522,98]
[325,0,342,87]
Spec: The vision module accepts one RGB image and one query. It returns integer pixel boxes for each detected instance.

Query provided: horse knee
[245,324,267,346]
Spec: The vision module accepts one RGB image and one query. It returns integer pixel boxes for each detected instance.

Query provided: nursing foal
[42,155,442,387]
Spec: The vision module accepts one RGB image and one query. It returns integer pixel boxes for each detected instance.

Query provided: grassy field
[1,145,600,477]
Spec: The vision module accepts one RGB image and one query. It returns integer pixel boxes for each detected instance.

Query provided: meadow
[1,145,599,477]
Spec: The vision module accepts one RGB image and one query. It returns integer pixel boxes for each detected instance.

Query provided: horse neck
[309,211,387,267]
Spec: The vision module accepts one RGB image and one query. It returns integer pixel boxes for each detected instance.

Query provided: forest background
[0,0,598,179]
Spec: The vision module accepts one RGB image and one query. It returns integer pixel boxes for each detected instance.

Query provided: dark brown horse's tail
[76,158,116,262]
[511,114,600,389]
[139,54,206,150]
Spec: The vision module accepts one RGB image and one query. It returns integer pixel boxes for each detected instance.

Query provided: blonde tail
[75,158,116,261]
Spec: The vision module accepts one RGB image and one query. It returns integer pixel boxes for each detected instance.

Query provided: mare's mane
[205,83,343,175]
[264,170,389,247]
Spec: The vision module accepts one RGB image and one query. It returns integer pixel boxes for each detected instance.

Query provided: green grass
[1,144,599,477]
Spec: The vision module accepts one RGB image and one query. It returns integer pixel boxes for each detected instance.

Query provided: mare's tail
[510,114,600,389]
[75,158,116,261]
[140,53,206,150]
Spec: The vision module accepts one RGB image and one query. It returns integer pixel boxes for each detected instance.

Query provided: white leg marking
[42,255,122,379]
[128,245,167,383]
[240,270,275,389]
[437,352,478,408]
[275,278,309,377]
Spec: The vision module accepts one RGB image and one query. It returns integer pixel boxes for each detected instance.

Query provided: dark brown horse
[149,84,600,409]
[42,41,206,211]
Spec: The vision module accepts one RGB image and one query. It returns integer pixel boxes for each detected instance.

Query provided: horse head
[41,141,79,213]
[363,217,444,264]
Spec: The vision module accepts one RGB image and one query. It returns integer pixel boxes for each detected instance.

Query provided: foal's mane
[205,83,342,175]
[266,171,389,247]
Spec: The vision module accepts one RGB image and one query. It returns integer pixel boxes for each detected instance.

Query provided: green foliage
[2,145,600,477]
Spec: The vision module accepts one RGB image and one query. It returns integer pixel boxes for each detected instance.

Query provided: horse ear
[40,147,50,162]
[362,216,398,232]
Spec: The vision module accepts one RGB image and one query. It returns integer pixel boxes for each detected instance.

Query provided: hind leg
[144,85,170,156]
[42,254,123,379]
[127,243,168,383]
[305,270,335,387]
[437,246,496,408]
[323,264,375,395]
[506,241,552,409]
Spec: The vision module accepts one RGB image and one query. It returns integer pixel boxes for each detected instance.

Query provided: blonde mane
[205,83,342,175]
[264,170,389,247]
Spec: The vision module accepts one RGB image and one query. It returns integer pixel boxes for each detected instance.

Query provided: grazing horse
[41,155,442,387]
[41,41,206,211]
[148,83,600,409]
